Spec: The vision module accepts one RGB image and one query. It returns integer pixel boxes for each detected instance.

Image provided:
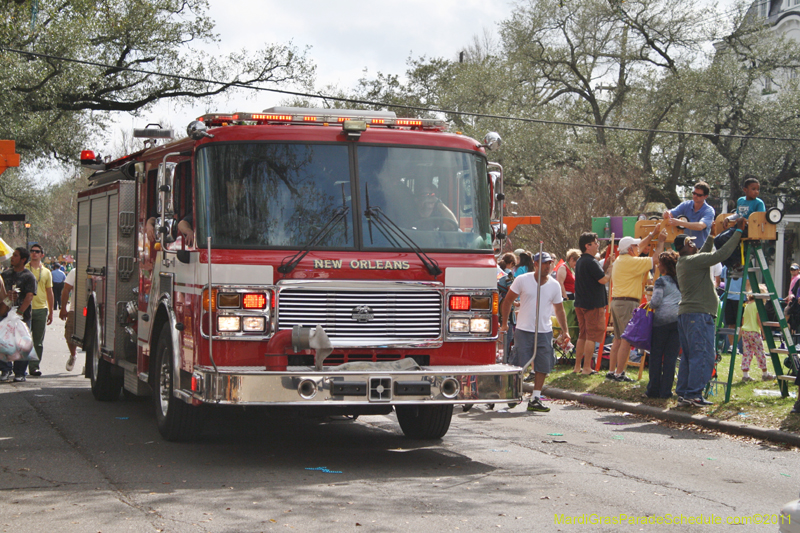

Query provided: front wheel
[395,404,453,440]
[152,326,204,441]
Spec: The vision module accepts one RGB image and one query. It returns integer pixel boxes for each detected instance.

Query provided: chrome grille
[277,288,442,344]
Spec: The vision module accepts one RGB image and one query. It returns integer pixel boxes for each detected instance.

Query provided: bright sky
[125,0,516,139]
[104,0,741,157]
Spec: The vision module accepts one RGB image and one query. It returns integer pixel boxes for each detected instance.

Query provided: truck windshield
[358,146,492,251]
[195,142,493,251]
[196,143,353,248]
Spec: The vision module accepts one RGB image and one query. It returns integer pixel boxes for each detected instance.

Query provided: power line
[2,45,799,143]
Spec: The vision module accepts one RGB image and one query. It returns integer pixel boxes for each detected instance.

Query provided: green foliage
[0,0,315,161]
[342,0,800,227]
[0,0,316,254]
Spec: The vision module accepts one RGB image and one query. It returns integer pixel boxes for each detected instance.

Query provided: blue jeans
[647,322,680,398]
[676,313,716,399]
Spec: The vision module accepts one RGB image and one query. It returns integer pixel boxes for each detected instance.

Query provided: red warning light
[449,295,470,311]
[242,293,267,310]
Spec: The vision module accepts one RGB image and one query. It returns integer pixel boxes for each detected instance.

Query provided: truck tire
[395,404,453,440]
[152,326,203,441]
[87,322,122,401]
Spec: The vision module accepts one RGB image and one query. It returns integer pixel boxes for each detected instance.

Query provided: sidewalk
[528,367,800,448]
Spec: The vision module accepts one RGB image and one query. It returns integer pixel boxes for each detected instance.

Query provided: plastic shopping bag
[0,313,18,360]
[0,313,35,362]
[13,315,35,361]
[620,304,653,351]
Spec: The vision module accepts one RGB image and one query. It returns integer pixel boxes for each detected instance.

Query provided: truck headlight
[217,316,241,332]
[449,318,470,333]
[470,318,491,333]
[242,316,266,332]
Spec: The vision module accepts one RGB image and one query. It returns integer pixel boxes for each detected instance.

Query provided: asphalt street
[0,317,798,532]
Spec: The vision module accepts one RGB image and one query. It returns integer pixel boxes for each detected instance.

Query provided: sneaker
[605,372,616,380]
[741,376,754,383]
[614,373,634,383]
[677,396,692,406]
[66,356,76,372]
[523,373,536,383]
[12,375,25,383]
[762,372,775,381]
[689,397,713,407]
[0,370,11,383]
[29,369,42,377]
[526,398,550,412]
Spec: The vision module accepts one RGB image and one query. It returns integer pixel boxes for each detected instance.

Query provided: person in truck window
[146,214,194,247]
[411,182,458,230]
[146,162,194,246]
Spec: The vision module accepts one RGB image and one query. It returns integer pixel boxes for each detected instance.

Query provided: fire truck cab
[73,107,522,441]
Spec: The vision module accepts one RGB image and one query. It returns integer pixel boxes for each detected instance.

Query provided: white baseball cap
[618,237,641,254]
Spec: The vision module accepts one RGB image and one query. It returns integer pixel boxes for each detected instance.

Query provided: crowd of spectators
[499,177,800,413]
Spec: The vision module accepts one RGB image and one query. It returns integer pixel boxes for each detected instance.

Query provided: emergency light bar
[80,150,106,170]
[197,106,447,131]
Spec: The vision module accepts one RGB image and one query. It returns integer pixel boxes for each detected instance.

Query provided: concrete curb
[524,383,800,448]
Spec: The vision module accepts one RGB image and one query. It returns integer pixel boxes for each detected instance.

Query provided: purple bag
[620,305,653,351]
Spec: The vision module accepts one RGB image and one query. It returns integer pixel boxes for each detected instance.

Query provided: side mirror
[157,162,176,244]
[482,132,502,151]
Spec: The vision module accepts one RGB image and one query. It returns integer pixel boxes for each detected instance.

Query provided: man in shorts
[608,230,667,382]
[59,268,78,372]
[499,252,569,413]
[573,232,614,374]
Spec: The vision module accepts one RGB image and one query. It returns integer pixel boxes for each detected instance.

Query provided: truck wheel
[87,322,122,401]
[395,404,453,440]
[152,326,203,441]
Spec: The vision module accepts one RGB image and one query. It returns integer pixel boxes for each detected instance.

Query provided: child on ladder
[740,285,775,382]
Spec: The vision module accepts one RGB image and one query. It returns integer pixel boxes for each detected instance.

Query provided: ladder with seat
[713,212,799,402]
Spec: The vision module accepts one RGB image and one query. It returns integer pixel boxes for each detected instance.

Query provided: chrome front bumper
[189,364,522,406]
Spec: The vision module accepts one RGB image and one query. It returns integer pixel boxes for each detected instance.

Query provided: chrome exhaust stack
[297,379,318,399]
[441,377,460,399]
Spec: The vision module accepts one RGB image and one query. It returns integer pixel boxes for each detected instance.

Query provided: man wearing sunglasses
[24,245,54,377]
[662,181,716,244]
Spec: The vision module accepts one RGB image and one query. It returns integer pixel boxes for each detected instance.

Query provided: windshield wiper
[364,205,442,278]
[278,206,350,275]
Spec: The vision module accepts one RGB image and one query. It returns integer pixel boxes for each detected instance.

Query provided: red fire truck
[74,107,521,441]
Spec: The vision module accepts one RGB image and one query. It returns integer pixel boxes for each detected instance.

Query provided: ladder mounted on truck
[713,217,799,402]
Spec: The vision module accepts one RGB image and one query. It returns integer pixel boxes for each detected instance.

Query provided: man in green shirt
[674,217,746,407]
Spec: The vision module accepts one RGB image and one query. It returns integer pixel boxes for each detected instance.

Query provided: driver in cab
[411,182,458,231]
